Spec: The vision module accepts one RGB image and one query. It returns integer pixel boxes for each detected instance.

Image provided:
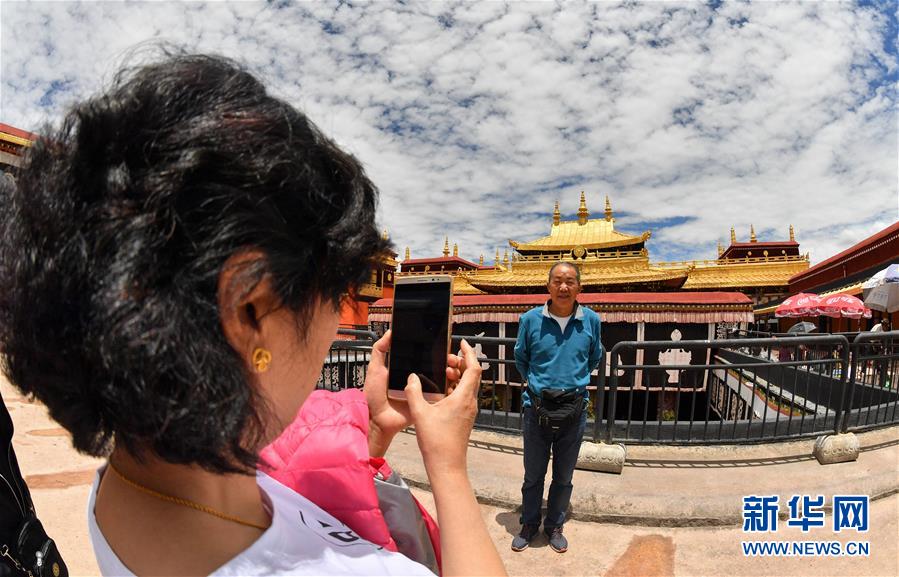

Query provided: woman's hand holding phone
[365,330,463,458]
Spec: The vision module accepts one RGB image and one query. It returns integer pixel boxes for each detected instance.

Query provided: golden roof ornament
[730,227,736,244]
[577,191,589,225]
[750,225,757,243]
[502,249,509,265]
[443,236,450,257]
[479,254,484,266]
[604,195,613,221]
[495,248,500,266]
[789,224,795,242]
[717,241,723,257]
[381,229,389,241]
[404,246,410,261]
[552,201,560,226]
[453,243,458,257]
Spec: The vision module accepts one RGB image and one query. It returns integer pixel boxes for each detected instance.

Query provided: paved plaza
[4,376,897,576]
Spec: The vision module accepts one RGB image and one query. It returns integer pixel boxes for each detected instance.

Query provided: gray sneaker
[511,524,539,551]
[546,526,568,553]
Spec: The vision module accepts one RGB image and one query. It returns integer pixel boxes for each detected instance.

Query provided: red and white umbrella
[775,293,822,318]
[816,294,871,319]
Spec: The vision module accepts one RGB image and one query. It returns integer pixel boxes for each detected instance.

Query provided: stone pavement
[396,428,898,577]
[4,374,898,576]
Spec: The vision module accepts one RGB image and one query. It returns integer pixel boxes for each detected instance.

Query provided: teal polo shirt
[514,301,603,408]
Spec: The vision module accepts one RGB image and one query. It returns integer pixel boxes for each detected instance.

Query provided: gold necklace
[107,462,268,531]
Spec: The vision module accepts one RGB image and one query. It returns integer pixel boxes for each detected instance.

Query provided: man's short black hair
[0,53,390,473]
[547,261,581,285]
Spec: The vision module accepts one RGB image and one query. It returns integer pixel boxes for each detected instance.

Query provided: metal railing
[318,329,899,445]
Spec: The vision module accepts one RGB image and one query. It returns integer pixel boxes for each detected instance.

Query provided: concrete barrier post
[577,441,627,474]
[813,433,859,465]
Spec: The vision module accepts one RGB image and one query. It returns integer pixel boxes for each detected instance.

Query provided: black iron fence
[318,329,899,444]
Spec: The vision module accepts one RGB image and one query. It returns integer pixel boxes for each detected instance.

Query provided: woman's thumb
[404,373,426,416]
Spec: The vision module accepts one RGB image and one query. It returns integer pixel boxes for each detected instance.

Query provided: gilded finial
[404,246,410,261]
[381,229,389,241]
[479,254,484,266]
[717,240,723,257]
[577,191,589,225]
[495,248,500,266]
[502,249,509,265]
[789,224,795,242]
[553,201,560,226]
[730,227,736,244]
[750,225,757,243]
[443,236,450,257]
[453,243,458,257]
[604,195,612,221]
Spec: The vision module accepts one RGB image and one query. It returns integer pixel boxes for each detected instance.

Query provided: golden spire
[730,227,736,244]
[479,254,484,266]
[750,225,757,243]
[443,236,450,257]
[789,224,795,242]
[577,191,589,225]
[502,249,509,265]
[495,248,500,266]
[404,246,410,261]
[717,240,723,257]
[381,229,389,241]
[453,243,458,257]
[552,200,560,226]
[604,195,613,221]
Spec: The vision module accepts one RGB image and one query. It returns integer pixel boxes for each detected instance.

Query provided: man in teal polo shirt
[511,261,602,553]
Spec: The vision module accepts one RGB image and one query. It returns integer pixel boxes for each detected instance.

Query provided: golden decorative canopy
[510,193,647,252]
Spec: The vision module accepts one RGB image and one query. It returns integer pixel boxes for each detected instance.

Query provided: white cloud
[1,1,896,267]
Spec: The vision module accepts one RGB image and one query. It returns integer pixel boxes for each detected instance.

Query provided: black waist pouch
[1,394,68,577]
[533,388,584,433]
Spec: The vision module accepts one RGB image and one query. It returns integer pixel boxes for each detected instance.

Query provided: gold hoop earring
[252,348,272,373]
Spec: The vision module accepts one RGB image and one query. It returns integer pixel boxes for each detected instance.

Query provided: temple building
[396,192,808,305]
[466,194,691,293]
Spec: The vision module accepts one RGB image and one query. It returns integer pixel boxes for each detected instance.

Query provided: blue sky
[2,1,897,265]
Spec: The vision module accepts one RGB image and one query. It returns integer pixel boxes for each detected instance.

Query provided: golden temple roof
[451,274,485,295]
[680,257,808,289]
[510,220,650,252]
[510,194,649,252]
[464,255,690,290]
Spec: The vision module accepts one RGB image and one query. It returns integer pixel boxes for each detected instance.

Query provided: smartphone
[388,275,454,401]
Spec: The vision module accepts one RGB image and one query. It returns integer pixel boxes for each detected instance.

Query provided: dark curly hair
[0,54,390,473]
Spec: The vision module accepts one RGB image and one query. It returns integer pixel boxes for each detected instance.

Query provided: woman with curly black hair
[0,54,505,576]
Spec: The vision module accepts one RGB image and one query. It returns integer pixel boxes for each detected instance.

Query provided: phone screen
[388,279,452,395]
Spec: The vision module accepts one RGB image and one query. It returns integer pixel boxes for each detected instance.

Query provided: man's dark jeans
[519,403,587,529]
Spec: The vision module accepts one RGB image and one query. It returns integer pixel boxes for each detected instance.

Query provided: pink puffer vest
[260,388,440,569]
